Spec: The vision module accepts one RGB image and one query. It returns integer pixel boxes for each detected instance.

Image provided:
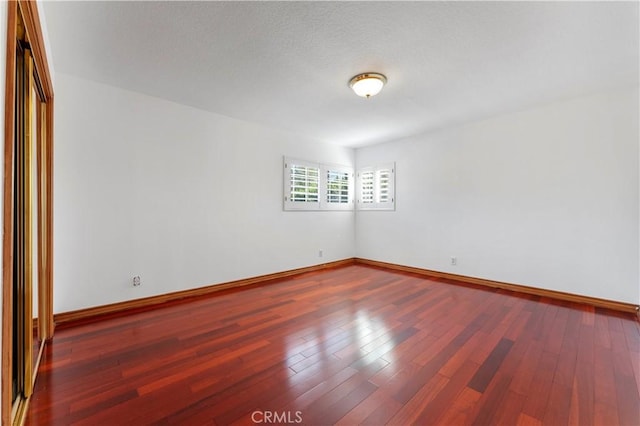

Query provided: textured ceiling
[41,1,639,147]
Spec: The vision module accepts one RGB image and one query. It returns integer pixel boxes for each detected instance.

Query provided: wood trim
[11,399,29,426]
[54,259,356,327]
[44,100,52,338]
[23,46,34,398]
[55,257,639,330]
[354,258,640,314]
[16,1,52,101]
[3,1,54,423]
[2,3,18,425]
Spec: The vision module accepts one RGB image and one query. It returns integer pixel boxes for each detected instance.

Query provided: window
[284,157,353,211]
[323,166,354,210]
[290,164,319,203]
[284,159,320,210]
[357,163,395,210]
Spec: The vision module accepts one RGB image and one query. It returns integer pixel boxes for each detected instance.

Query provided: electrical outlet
[318,249,323,258]
[450,257,457,266]
[133,276,141,287]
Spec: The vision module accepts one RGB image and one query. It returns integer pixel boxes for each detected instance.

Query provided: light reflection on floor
[283,308,397,382]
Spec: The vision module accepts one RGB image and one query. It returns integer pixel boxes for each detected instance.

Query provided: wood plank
[492,390,527,425]
[612,350,640,425]
[509,340,543,396]
[468,338,514,393]
[386,374,449,425]
[302,378,378,425]
[517,412,543,426]
[437,387,482,425]
[414,360,480,424]
[333,388,390,425]
[572,322,596,425]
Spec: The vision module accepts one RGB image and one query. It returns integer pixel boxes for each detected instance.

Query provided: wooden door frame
[2,1,53,424]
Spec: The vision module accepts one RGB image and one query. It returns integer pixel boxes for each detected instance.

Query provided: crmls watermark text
[251,410,303,424]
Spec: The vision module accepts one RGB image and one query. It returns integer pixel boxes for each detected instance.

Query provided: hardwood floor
[26,265,640,425]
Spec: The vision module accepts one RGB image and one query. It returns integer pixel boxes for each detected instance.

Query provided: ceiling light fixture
[349,73,387,98]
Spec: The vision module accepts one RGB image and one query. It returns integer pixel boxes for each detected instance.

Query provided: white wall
[54,73,355,313]
[356,87,639,304]
[55,74,638,312]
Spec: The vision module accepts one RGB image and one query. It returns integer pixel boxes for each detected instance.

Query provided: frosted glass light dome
[349,73,387,98]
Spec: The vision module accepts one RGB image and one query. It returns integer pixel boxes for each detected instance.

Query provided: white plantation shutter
[360,170,375,205]
[357,163,395,210]
[323,167,354,210]
[376,166,395,208]
[284,157,353,211]
[290,164,319,202]
[284,158,320,210]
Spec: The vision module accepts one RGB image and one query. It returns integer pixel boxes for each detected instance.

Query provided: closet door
[3,2,54,424]
[28,47,48,385]
[12,42,37,408]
